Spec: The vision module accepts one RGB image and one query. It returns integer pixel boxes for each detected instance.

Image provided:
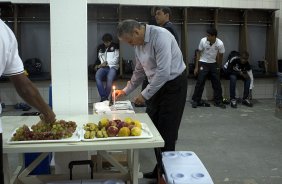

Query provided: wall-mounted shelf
[0,3,279,78]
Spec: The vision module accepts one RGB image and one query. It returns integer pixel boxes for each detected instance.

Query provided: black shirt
[163,21,179,45]
[224,56,251,75]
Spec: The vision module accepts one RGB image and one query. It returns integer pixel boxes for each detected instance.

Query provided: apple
[107,126,119,137]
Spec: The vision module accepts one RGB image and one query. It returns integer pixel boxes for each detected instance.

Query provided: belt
[169,70,186,82]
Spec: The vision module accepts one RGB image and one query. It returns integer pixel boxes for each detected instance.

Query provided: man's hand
[95,65,100,71]
[113,90,126,100]
[40,110,56,124]
[133,93,145,106]
[241,72,250,79]
[100,61,108,68]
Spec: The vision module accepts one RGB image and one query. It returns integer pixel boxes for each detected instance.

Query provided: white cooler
[162,151,214,184]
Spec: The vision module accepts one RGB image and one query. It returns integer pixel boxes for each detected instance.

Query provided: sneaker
[191,100,210,108]
[14,103,31,111]
[214,102,226,109]
[230,99,237,108]
[242,99,253,107]
[223,98,230,105]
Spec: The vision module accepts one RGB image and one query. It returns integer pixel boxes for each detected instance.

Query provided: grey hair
[117,19,141,37]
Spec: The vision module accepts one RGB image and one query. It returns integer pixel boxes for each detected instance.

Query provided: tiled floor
[2,99,282,184]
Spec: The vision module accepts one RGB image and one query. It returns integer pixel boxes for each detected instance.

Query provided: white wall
[50,0,88,115]
[277,0,282,60]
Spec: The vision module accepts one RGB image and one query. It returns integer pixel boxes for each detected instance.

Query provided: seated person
[223,51,254,108]
[95,33,119,102]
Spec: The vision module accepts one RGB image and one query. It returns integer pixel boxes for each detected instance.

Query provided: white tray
[81,123,153,141]
[7,128,81,144]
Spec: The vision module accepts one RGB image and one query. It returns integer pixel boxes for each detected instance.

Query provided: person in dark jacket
[95,33,119,102]
[140,6,180,106]
[155,6,179,44]
[223,51,254,108]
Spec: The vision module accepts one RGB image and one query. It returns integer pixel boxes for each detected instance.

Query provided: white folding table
[2,113,164,184]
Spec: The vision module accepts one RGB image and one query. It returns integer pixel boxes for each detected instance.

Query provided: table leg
[131,149,139,184]
[97,151,103,172]
[3,153,10,184]
[18,152,49,183]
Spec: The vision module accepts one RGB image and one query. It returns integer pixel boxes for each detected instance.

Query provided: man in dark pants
[114,19,188,180]
[192,27,226,108]
[223,51,254,108]
[140,6,180,102]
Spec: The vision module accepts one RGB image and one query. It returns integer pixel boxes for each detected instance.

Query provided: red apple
[107,126,119,137]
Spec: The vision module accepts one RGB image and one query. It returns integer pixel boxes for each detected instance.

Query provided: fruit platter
[7,117,153,144]
[7,120,81,144]
[81,117,153,141]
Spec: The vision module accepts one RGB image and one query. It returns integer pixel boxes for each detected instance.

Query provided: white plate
[7,128,81,144]
[81,123,153,141]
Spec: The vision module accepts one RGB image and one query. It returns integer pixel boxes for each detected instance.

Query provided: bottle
[264,58,268,74]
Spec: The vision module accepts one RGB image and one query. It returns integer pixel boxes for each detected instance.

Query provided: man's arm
[216,53,224,66]
[194,50,201,76]
[9,74,56,123]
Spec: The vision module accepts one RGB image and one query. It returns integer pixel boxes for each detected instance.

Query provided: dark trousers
[141,78,149,91]
[146,72,188,151]
[229,74,251,99]
[1,132,3,184]
[192,62,223,103]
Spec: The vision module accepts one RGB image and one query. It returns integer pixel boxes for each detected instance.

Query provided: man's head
[206,27,217,44]
[102,33,113,47]
[155,7,171,26]
[117,19,145,46]
[240,51,249,64]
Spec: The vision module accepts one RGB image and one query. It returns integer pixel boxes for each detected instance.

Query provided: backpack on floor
[24,58,42,76]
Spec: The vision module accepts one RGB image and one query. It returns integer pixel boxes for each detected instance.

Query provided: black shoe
[230,99,237,108]
[143,171,157,179]
[242,99,253,107]
[214,102,226,109]
[144,166,158,179]
[198,100,211,107]
[191,101,198,108]
[100,97,108,102]
[192,100,210,108]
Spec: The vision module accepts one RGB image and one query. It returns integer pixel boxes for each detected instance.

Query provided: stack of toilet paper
[162,151,214,184]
